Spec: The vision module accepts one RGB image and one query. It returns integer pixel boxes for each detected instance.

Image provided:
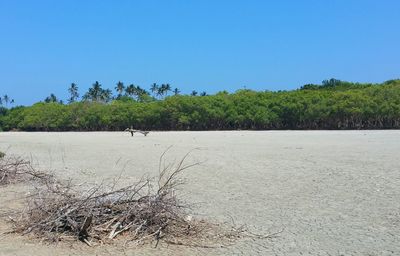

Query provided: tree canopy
[1,79,400,131]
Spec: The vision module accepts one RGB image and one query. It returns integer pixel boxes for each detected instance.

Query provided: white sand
[0,131,399,255]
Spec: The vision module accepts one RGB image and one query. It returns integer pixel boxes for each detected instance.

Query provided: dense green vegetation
[1,79,400,131]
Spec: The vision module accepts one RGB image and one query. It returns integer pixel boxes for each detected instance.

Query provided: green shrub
[1,79,400,131]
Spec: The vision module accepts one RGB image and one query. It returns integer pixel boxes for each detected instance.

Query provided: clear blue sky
[1,0,399,105]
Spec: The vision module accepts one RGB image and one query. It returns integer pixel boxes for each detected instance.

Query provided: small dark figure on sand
[124,127,149,137]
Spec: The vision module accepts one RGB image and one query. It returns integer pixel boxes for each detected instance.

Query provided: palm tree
[136,86,149,96]
[92,81,102,98]
[200,91,207,96]
[68,83,79,103]
[136,86,151,102]
[173,88,180,95]
[158,84,165,98]
[44,93,58,103]
[150,83,159,98]
[100,89,113,103]
[83,81,103,102]
[156,85,164,99]
[83,81,113,103]
[126,85,149,101]
[3,95,9,107]
[157,84,171,99]
[134,85,143,97]
[115,81,125,99]
[163,83,171,97]
[125,84,136,98]
[190,90,198,96]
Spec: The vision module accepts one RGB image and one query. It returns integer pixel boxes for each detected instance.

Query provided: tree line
[1,79,400,131]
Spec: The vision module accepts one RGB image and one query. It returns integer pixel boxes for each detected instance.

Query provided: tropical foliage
[1,79,400,131]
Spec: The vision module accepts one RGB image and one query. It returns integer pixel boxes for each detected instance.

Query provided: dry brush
[0,153,51,186]
[2,151,249,248]
[1,150,275,248]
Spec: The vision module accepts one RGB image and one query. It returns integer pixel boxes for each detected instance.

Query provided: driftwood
[8,151,228,247]
[3,150,278,247]
[124,127,150,137]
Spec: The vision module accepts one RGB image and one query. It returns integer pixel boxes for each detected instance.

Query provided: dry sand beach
[0,131,399,255]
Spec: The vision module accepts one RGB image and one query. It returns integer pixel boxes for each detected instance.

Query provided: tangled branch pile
[0,153,53,186]
[9,153,218,247]
[0,154,43,186]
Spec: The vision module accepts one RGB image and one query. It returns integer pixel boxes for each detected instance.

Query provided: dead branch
[124,128,150,137]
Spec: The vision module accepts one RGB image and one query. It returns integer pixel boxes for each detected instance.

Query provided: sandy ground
[0,131,399,255]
